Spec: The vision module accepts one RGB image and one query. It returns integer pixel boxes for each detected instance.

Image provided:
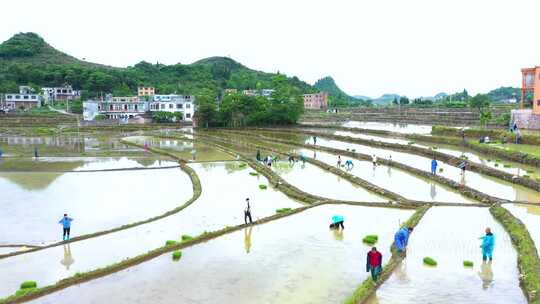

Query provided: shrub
[463,260,474,267]
[249,172,259,176]
[165,240,178,246]
[423,257,437,266]
[20,281,37,289]
[94,114,107,121]
[172,251,182,261]
[181,235,193,242]
[15,288,36,296]
[259,184,267,190]
[276,208,292,214]
[362,235,378,245]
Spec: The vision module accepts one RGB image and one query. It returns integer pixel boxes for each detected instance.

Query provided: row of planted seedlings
[1,135,423,303]
[0,139,322,303]
[201,130,540,302]
[300,123,540,169]
[240,128,540,205]
[211,129,512,206]
[251,126,540,192]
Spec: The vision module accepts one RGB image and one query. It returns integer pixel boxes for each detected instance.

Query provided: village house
[149,94,195,121]
[2,86,42,110]
[303,92,329,110]
[41,85,81,103]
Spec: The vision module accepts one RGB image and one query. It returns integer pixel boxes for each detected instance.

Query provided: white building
[3,86,41,110]
[83,95,149,121]
[42,85,81,103]
[149,94,195,121]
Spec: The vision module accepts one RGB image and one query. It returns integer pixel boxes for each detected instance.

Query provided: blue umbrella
[332,215,344,224]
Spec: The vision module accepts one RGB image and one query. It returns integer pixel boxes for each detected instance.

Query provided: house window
[186,103,191,109]
[15,95,20,99]
[176,104,183,109]
[186,113,191,118]
[7,95,12,99]
[160,104,165,109]
[31,96,36,99]
[23,95,29,99]
[537,100,540,106]
[169,104,173,109]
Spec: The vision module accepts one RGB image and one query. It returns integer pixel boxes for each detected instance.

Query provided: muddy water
[341,121,434,134]
[252,131,539,203]
[32,205,414,304]
[124,136,233,162]
[271,161,386,202]
[0,162,302,297]
[299,149,476,204]
[503,204,540,253]
[0,164,192,245]
[368,207,526,304]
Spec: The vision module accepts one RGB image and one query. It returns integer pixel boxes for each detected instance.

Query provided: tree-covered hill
[0,32,313,98]
[313,76,368,107]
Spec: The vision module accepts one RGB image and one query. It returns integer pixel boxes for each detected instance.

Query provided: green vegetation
[249,172,259,176]
[503,164,511,168]
[362,235,379,245]
[20,281,37,289]
[172,251,182,261]
[238,163,247,168]
[152,111,183,123]
[439,168,443,173]
[463,260,474,267]
[490,206,540,302]
[15,288,36,297]
[313,76,370,107]
[181,235,194,242]
[276,208,292,214]
[165,240,178,246]
[259,184,268,190]
[423,257,437,266]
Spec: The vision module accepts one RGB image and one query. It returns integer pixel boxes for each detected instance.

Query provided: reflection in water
[394,261,410,283]
[60,244,75,270]
[244,226,253,254]
[387,165,392,178]
[332,228,344,241]
[478,261,494,290]
[430,183,437,200]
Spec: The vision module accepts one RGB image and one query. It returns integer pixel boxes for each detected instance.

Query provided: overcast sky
[1,0,539,98]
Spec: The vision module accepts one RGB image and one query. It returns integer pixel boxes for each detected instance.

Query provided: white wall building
[149,94,195,121]
[3,86,41,110]
[83,96,149,121]
[42,86,81,103]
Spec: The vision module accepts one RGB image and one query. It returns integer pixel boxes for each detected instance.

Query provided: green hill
[313,76,367,107]
[0,32,312,98]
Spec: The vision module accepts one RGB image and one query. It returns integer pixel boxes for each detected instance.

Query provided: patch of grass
[463,260,474,267]
[20,281,37,289]
[503,164,512,168]
[15,288,36,297]
[423,257,437,266]
[526,170,534,174]
[181,235,193,242]
[172,251,182,261]
[259,184,267,190]
[439,168,444,173]
[249,172,259,176]
[276,208,292,214]
[362,235,378,245]
[165,240,178,246]
[523,175,530,178]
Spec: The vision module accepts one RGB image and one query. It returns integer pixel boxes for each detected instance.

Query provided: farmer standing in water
[366,247,383,281]
[58,213,74,241]
[431,158,438,175]
[313,136,317,145]
[244,198,253,224]
[480,227,495,261]
[372,154,378,166]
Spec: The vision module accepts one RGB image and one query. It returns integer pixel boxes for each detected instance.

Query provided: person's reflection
[244,226,253,253]
[332,227,344,241]
[478,261,494,290]
[460,173,466,186]
[60,244,75,270]
[313,151,317,159]
[386,165,392,177]
[430,183,437,200]
[394,260,410,283]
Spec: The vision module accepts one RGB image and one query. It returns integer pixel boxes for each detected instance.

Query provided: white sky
[1,0,539,98]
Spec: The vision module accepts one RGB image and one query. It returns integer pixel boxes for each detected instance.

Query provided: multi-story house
[149,94,195,121]
[303,92,329,110]
[138,86,155,97]
[3,86,42,110]
[42,85,81,103]
[83,95,148,120]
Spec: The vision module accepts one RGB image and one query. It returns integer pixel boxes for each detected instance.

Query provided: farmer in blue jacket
[480,227,495,261]
[59,214,74,241]
[431,158,438,175]
[394,226,413,256]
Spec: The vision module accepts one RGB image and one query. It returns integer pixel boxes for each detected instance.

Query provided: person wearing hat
[394,226,413,256]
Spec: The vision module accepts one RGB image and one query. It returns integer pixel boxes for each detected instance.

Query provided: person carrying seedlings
[372,154,378,166]
[366,247,383,281]
[58,213,74,241]
[480,227,495,261]
[345,159,354,170]
[394,226,413,256]
[431,158,438,175]
[244,198,253,224]
[337,155,342,167]
[329,215,344,230]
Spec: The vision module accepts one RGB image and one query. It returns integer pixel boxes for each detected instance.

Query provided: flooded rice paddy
[31,205,414,304]
[0,161,301,296]
[368,207,526,304]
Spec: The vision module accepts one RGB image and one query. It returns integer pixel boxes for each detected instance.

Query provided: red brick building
[303,92,329,110]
